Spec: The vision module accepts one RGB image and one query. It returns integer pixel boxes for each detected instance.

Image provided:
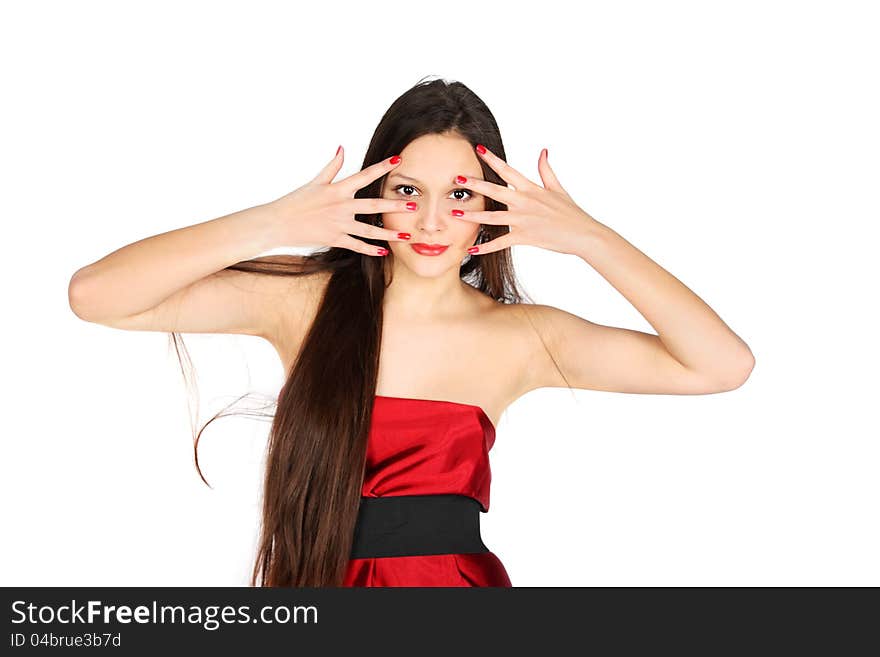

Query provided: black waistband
[349,494,489,559]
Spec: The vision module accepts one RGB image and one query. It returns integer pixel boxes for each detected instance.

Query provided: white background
[2,0,877,586]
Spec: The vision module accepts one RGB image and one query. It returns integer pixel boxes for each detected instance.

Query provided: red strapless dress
[342,395,511,587]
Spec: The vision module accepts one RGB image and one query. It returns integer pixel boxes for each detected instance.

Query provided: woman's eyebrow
[388,174,470,185]
[387,174,423,183]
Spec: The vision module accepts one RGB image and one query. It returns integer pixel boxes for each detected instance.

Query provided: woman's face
[379,133,486,277]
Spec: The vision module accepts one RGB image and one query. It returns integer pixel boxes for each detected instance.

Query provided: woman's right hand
[265,147,415,256]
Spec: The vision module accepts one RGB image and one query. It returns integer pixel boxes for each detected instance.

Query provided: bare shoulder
[263,264,333,368]
[474,299,563,406]
[504,302,628,393]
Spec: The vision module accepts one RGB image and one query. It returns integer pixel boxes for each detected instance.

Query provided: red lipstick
[410,243,449,256]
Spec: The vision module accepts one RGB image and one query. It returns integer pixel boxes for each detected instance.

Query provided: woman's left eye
[393,184,472,202]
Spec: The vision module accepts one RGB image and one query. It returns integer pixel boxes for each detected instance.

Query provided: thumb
[537,148,566,194]
[311,145,345,185]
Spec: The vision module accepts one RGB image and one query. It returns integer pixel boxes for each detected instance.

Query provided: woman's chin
[394,254,461,277]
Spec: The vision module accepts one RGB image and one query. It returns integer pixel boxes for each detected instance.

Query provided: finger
[537,148,567,194]
[467,232,517,256]
[336,233,390,257]
[448,208,516,227]
[454,174,516,206]
[339,154,402,194]
[346,197,419,216]
[345,218,413,243]
[474,143,537,191]
[311,145,345,185]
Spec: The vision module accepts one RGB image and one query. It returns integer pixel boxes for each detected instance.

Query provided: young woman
[68,78,754,588]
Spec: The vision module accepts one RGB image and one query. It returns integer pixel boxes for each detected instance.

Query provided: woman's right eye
[393,184,419,197]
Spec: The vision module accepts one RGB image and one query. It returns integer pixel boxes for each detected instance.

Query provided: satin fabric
[342,395,511,587]
[343,551,511,587]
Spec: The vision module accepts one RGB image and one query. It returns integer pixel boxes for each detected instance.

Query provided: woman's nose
[413,203,452,231]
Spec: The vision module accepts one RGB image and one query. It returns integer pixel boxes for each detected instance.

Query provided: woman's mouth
[410,243,449,256]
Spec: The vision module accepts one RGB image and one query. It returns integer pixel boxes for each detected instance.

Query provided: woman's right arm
[68,148,414,342]
[67,202,299,342]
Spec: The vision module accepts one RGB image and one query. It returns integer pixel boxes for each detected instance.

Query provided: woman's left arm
[456,144,755,395]
[532,221,754,394]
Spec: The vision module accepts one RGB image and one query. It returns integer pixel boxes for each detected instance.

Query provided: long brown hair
[170,76,568,586]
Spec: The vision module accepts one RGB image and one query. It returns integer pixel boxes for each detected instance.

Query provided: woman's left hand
[454,144,600,255]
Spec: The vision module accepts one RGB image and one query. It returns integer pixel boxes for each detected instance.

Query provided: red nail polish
[475,144,486,155]
[468,246,479,254]
[377,247,388,256]
[406,201,417,211]
[336,145,342,156]
[397,232,411,239]
[389,155,401,164]
[455,175,467,184]
[451,209,464,217]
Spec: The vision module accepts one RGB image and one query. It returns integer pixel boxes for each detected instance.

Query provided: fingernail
[389,155,401,165]
[475,144,487,155]
[406,201,417,211]
[451,209,464,217]
[455,175,467,184]
[336,145,342,156]
[468,246,479,254]
[397,232,411,240]
[377,247,389,256]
